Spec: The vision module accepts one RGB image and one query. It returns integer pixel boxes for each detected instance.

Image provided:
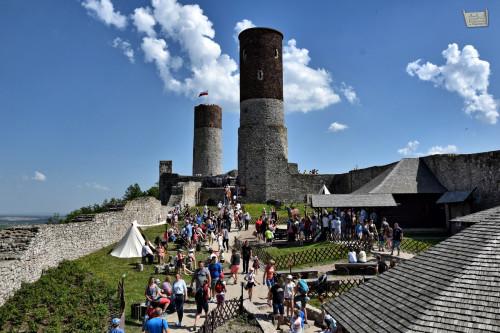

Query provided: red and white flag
[198,91,208,97]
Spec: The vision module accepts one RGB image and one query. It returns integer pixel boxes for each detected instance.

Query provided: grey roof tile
[325,205,500,333]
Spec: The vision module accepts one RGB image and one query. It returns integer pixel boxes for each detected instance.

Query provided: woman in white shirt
[244,267,259,301]
[172,273,188,327]
[284,275,296,318]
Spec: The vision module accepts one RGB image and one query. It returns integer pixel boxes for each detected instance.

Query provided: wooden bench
[276,268,319,279]
[334,262,378,275]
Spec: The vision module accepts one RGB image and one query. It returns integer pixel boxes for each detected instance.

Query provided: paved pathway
[158,229,415,332]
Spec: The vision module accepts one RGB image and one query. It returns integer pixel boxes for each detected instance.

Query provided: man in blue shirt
[208,257,222,301]
[145,307,170,333]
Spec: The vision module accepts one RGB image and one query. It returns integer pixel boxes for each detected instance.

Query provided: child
[214,277,226,307]
[252,256,261,277]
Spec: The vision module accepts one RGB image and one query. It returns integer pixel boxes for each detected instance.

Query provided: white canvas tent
[319,185,331,195]
[111,221,146,258]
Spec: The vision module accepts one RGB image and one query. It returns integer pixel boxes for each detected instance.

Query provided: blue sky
[1,0,499,214]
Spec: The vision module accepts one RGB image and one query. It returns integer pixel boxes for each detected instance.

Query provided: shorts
[295,294,308,308]
[196,301,209,314]
[230,265,240,274]
[211,279,218,289]
[272,302,284,315]
[245,282,255,289]
[393,240,401,249]
[265,278,275,288]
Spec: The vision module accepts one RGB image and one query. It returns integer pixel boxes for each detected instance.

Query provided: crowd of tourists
[250,207,404,256]
[115,198,407,333]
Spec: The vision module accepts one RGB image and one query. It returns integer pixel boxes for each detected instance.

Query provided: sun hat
[112,318,120,326]
[286,274,293,280]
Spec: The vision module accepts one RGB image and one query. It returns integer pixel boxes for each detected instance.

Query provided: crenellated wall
[0,197,168,306]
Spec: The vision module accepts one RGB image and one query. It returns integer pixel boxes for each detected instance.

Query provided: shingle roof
[324,205,500,333]
[353,158,447,195]
[436,189,475,204]
[451,205,500,224]
[310,194,397,208]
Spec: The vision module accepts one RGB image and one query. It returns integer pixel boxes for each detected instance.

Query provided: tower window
[257,70,264,80]
[274,49,279,59]
[242,49,247,62]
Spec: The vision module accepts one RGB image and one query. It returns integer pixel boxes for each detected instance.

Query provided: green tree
[123,183,144,201]
[145,182,160,199]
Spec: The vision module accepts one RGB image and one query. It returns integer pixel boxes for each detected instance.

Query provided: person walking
[222,225,230,252]
[244,267,259,302]
[391,223,403,256]
[244,211,251,231]
[230,248,241,284]
[193,279,210,331]
[263,259,276,291]
[172,273,188,327]
[268,277,285,331]
[241,240,252,274]
[208,256,223,301]
[284,275,296,318]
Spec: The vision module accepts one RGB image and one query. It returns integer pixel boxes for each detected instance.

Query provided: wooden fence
[308,276,366,299]
[198,298,244,333]
[235,238,371,270]
[400,238,435,254]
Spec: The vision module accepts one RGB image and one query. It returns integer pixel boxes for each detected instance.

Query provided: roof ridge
[370,158,407,194]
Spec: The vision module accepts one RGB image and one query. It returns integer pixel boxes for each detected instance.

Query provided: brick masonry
[0,197,168,306]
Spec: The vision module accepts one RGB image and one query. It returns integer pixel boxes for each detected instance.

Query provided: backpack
[215,280,225,293]
[297,279,309,294]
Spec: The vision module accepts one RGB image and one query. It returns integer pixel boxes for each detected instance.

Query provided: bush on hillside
[0,261,117,333]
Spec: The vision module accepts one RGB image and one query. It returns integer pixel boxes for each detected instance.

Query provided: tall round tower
[238,27,288,202]
[193,104,222,176]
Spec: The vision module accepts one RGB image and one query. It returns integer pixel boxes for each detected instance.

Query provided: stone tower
[238,27,289,202]
[192,104,223,176]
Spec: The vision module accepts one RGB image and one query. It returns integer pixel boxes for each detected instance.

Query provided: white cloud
[340,82,359,104]
[407,43,498,124]
[233,19,255,41]
[32,171,47,182]
[82,0,127,29]
[112,37,135,63]
[85,182,110,191]
[283,39,341,112]
[427,145,458,155]
[398,140,420,156]
[132,7,156,37]
[328,122,348,132]
[82,2,349,113]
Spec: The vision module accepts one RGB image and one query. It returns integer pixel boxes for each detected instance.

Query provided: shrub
[0,261,117,333]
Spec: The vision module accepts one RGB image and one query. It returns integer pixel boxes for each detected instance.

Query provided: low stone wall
[0,197,168,306]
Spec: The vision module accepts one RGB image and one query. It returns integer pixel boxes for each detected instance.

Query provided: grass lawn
[75,224,210,333]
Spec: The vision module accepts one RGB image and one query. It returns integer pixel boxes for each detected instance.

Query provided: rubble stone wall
[0,197,166,306]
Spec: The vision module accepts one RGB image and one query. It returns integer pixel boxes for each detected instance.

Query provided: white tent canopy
[319,185,331,195]
[111,221,146,258]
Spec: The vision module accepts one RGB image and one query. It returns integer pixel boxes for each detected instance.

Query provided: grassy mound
[0,261,117,333]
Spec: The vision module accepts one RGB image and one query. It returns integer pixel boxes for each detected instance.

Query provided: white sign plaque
[463,9,489,28]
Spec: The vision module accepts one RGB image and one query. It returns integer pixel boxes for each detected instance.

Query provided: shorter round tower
[193,104,222,176]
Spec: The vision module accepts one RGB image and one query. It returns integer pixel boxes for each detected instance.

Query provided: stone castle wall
[193,104,222,176]
[423,150,500,210]
[0,197,167,306]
